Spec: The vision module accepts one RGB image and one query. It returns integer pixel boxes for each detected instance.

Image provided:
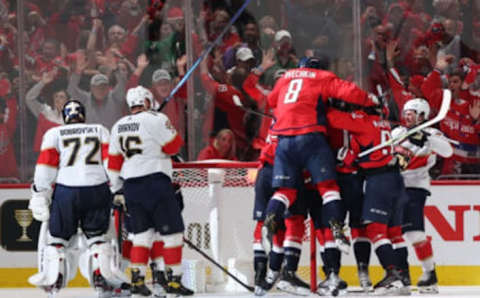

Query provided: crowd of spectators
[0,0,480,182]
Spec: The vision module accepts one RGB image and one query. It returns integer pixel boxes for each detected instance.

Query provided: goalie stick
[183,237,255,292]
[359,89,452,158]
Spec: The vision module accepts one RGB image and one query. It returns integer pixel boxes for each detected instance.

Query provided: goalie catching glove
[28,185,52,222]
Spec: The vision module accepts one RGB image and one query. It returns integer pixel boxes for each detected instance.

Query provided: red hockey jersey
[328,109,394,170]
[267,68,375,136]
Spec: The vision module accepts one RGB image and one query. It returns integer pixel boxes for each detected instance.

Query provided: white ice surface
[1,287,480,298]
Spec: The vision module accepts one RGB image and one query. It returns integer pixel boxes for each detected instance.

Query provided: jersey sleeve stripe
[162,134,184,155]
[108,154,124,171]
[101,143,109,161]
[37,148,60,167]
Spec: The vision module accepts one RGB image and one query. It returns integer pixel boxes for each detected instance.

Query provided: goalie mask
[126,86,156,110]
[403,98,430,124]
[62,100,86,124]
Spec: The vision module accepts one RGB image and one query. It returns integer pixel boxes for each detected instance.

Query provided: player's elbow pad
[162,134,184,155]
[429,135,453,158]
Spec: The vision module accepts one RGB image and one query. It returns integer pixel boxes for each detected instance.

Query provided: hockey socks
[414,240,435,272]
[253,221,268,274]
[351,227,371,266]
[269,229,285,271]
[366,223,396,269]
[283,215,304,272]
[388,226,409,272]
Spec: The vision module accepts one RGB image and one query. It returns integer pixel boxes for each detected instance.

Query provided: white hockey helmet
[126,86,155,110]
[403,98,430,123]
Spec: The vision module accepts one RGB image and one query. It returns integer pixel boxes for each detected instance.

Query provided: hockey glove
[113,191,127,212]
[337,146,356,167]
[394,153,411,170]
[408,130,430,147]
[28,185,51,222]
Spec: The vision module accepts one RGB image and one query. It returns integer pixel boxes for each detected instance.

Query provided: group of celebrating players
[25,54,453,298]
[251,55,453,296]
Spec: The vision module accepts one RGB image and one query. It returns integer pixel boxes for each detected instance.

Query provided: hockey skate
[130,269,152,297]
[42,273,64,298]
[111,283,131,297]
[165,274,194,296]
[317,271,346,296]
[93,271,114,298]
[417,269,439,294]
[329,220,350,254]
[254,262,270,296]
[262,269,281,292]
[357,263,373,292]
[150,263,168,297]
[276,270,310,296]
[373,266,410,296]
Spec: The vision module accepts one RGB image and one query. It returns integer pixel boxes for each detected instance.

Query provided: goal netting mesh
[172,161,314,293]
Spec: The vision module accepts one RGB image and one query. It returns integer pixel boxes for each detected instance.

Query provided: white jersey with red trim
[107,111,183,193]
[34,123,110,191]
[392,126,453,191]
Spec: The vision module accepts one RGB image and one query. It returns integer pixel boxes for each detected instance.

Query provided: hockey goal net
[172,161,316,293]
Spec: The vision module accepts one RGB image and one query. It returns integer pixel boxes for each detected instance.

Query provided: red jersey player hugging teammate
[328,105,412,296]
[261,56,378,257]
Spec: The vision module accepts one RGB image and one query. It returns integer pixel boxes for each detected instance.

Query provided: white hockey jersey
[34,123,110,191]
[392,126,453,191]
[107,111,183,193]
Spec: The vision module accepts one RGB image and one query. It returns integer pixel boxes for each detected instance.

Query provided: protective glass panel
[360,0,480,178]
[187,0,356,161]
[3,0,479,181]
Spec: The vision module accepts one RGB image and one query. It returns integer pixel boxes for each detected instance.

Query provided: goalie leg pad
[28,245,66,288]
[80,241,129,288]
[90,242,129,286]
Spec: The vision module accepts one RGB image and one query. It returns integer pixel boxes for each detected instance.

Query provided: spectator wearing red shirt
[32,39,65,81]
[422,55,480,174]
[200,57,252,160]
[0,78,18,181]
[208,9,241,55]
[197,129,237,161]
[386,40,424,114]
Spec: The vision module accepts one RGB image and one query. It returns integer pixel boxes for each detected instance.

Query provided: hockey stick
[158,0,253,112]
[183,237,255,292]
[113,205,123,255]
[359,89,451,158]
[232,94,275,119]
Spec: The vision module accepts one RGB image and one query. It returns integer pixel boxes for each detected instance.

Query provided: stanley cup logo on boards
[14,209,33,242]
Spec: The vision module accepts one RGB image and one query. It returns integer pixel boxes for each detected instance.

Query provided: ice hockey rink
[1,287,480,297]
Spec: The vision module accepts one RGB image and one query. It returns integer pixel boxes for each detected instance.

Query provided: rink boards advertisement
[0,182,479,286]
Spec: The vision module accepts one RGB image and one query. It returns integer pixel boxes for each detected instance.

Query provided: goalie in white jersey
[392,98,453,294]
[28,100,125,297]
[107,86,193,297]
